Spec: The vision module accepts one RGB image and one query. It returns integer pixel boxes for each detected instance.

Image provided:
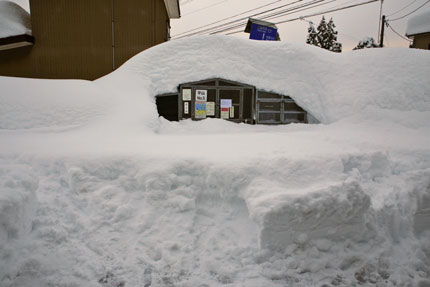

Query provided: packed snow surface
[406,8,430,36]
[0,36,430,287]
[0,0,31,38]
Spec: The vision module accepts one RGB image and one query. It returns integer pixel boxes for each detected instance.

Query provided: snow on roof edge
[0,0,32,38]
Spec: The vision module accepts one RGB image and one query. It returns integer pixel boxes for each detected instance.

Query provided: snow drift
[0,36,429,286]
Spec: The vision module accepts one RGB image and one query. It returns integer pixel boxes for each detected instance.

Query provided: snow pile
[0,36,429,286]
[0,0,31,38]
[0,77,115,131]
[101,36,430,125]
[406,8,430,36]
[0,164,37,245]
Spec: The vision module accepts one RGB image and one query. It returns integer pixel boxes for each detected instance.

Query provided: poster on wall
[206,102,215,116]
[229,106,234,118]
[184,102,189,114]
[182,89,191,101]
[221,99,232,108]
[221,107,229,119]
[195,102,207,119]
[196,90,207,102]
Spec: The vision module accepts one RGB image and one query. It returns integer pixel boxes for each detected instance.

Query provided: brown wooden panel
[114,0,154,68]
[0,0,169,80]
[0,0,113,80]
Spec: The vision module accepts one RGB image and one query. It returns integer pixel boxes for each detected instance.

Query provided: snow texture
[0,36,430,286]
[406,8,430,36]
[0,0,31,38]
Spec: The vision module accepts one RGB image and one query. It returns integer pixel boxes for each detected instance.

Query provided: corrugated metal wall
[0,0,169,80]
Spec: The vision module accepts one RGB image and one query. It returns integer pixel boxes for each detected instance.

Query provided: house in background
[406,9,430,50]
[0,0,180,80]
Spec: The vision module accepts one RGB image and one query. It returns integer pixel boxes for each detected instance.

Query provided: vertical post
[380,15,385,47]
[111,0,115,70]
[377,0,384,43]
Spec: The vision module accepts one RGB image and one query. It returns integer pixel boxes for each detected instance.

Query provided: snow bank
[0,36,429,286]
[0,164,37,244]
[0,77,114,130]
[0,0,31,38]
[406,9,430,36]
[101,35,430,125]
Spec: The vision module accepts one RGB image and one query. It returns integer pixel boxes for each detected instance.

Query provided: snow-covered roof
[164,0,181,19]
[0,0,31,38]
[406,9,430,36]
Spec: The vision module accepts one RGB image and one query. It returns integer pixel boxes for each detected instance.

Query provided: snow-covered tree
[353,37,378,50]
[306,16,342,53]
[306,22,318,46]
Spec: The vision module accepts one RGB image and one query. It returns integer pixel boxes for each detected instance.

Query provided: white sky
[172,0,430,50]
[9,0,429,50]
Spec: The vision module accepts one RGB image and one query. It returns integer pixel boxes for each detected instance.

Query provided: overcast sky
[11,0,429,51]
[172,0,429,50]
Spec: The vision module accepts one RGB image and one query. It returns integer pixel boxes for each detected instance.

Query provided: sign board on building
[206,102,215,116]
[182,89,191,101]
[184,102,189,114]
[195,102,207,119]
[250,24,278,41]
[230,106,234,118]
[221,107,229,119]
[221,99,232,108]
[196,90,207,102]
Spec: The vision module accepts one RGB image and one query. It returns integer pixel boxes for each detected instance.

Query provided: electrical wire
[172,0,300,38]
[211,0,334,35]
[387,0,418,16]
[225,0,378,35]
[386,22,413,42]
[182,0,230,17]
[177,0,331,38]
[387,0,430,21]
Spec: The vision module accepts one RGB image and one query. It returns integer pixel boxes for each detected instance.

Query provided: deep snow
[0,36,429,287]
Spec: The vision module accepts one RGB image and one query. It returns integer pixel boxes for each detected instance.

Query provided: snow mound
[0,77,114,130]
[0,164,37,244]
[406,8,430,36]
[101,35,430,125]
[0,0,31,38]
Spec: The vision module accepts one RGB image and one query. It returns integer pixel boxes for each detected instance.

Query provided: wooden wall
[0,0,169,80]
[412,34,430,50]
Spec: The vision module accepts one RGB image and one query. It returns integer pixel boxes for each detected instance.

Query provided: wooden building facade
[0,0,180,80]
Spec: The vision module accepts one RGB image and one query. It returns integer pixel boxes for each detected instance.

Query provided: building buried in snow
[0,0,180,80]
[156,78,308,124]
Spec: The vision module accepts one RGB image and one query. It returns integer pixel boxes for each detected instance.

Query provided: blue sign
[249,24,278,41]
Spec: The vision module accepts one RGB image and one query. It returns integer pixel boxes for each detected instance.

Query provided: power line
[275,0,379,24]
[172,0,300,38]
[387,0,418,16]
[387,0,430,21]
[179,0,331,38]
[225,0,378,35]
[182,0,229,17]
[385,22,413,42]
[211,0,333,35]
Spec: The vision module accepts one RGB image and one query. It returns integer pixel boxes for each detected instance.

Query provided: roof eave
[0,34,34,51]
[164,0,181,19]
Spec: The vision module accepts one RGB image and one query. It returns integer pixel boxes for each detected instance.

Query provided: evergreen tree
[306,16,342,53]
[353,37,378,50]
[306,22,318,46]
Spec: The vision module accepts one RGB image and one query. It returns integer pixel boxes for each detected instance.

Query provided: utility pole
[377,0,384,43]
[380,15,385,47]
